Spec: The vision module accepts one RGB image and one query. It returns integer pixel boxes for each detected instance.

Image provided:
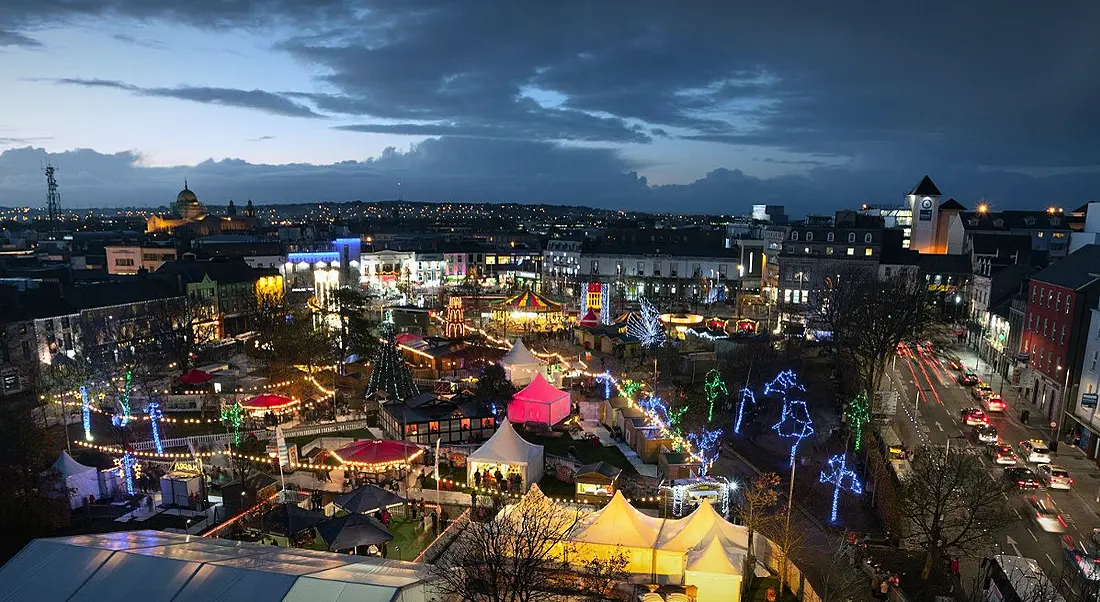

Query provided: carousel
[492,290,565,331]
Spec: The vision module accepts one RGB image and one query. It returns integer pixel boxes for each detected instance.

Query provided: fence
[130,419,373,452]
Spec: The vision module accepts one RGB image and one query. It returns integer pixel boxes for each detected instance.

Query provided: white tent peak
[658,497,746,553]
[500,338,544,367]
[52,451,94,477]
[685,532,744,574]
[470,418,543,464]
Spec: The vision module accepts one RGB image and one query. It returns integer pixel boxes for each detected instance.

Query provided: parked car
[961,408,989,426]
[959,371,979,386]
[1018,439,1052,464]
[1038,464,1074,490]
[1004,466,1041,490]
[983,394,1007,412]
[988,443,1018,465]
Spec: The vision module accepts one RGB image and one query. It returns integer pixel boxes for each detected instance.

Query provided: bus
[979,555,1065,602]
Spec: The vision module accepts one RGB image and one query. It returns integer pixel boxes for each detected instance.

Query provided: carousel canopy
[316,513,393,551]
[496,291,562,312]
[332,440,423,468]
[179,369,213,385]
[241,394,297,411]
[333,484,405,515]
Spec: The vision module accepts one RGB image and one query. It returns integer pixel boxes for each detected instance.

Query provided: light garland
[818,453,862,523]
[147,401,165,454]
[733,388,755,435]
[80,385,92,442]
[703,369,728,423]
[768,370,815,467]
[845,393,871,452]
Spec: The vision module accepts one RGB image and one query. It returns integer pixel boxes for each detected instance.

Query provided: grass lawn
[386,518,433,561]
[536,475,575,500]
[520,433,638,475]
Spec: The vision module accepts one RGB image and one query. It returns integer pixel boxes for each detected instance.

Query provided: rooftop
[1031,244,1100,290]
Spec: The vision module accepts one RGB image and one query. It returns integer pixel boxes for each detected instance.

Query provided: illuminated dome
[176,182,199,205]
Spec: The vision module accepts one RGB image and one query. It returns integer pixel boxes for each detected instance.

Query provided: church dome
[176,181,199,204]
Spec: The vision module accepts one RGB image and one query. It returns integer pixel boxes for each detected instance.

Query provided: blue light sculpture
[768,370,815,466]
[146,401,165,455]
[688,427,723,476]
[733,387,755,435]
[80,385,92,441]
[819,453,863,523]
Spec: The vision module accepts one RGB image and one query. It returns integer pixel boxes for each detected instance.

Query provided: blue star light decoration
[80,385,93,441]
[768,370,814,466]
[146,401,165,455]
[733,387,756,435]
[819,453,863,523]
[688,427,723,476]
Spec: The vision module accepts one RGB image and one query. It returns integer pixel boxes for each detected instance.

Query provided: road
[894,341,1100,576]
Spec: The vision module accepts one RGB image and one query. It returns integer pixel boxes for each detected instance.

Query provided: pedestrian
[951,558,960,576]
[473,469,482,489]
[879,579,889,599]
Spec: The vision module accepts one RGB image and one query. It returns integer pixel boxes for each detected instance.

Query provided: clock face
[921,198,933,209]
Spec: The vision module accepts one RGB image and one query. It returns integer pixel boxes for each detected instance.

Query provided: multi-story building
[1070,295,1100,458]
[105,243,178,275]
[947,209,1075,259]
[1019,245,1100,426]
[542,239,583,298]
[155,257,282,339]
[360,250,416,290]
[776,210,884,320]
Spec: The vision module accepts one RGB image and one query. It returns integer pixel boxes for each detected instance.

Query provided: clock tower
[906,175,942,254]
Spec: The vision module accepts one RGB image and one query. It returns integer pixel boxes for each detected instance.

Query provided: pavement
[893,341,1100,584]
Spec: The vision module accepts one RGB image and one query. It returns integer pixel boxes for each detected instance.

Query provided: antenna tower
[45,163,61,236]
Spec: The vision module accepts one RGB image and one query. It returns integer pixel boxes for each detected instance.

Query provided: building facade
[105,244,178,275]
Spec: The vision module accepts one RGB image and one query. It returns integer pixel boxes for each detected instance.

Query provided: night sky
[1,1,1097,213]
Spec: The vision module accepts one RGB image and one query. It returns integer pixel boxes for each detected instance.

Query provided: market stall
[49,451,99,509]
[466,418,544,493]
[507,373,571,426]
[498,338,546,386]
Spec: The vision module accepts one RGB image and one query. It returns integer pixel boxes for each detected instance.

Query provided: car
[983,394,1007,412]
[974,425,999,444]
[1019,439,1052,464]
[988,443,1018,465]
[1004,466,1041,489]
[958,371,979,385]
[1039,464,1075,490]
[1028,495,1068,533]
[948,359,963,371]
[972,383,994,401]
[961,408,989,426]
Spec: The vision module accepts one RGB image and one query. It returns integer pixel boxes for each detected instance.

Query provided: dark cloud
[0,28,41,47]
[0,136,52,145]
[52,78,324,119]
[248,135,275,142]
[1,0,1099,201]
[2,144,1098,217]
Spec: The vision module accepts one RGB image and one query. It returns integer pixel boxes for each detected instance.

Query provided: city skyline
[1,2,1098,211]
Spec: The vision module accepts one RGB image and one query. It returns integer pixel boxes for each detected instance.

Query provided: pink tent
[507,373,571,426]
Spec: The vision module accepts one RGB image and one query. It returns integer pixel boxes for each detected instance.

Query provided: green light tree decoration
[845,393,872,451]
[221,401,245,446]
[367,321,419,400]
[621,379,643,400]
[703,369,729,423]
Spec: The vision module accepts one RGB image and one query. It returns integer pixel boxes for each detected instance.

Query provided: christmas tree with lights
[367,321,419,400]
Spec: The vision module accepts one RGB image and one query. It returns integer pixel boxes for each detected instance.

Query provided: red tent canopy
[577,309,600,327]
[241,393,298,411]
[332,440,423,468]
[179,369,213,385]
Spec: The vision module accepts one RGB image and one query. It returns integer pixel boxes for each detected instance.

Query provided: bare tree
[765,504,811,598]
[902,447,1013,580]
[815,269,937,399]
[814,536,865,602]
[733,472,781,600]
[428,490,622,602]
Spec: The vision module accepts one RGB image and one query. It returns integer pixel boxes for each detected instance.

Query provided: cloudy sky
[1,2,1097,213]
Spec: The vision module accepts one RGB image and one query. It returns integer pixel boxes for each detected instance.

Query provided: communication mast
[44,162,61,236]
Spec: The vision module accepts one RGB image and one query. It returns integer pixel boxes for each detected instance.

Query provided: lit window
[826,247,834,255]
[847,248,855,256]
[865,248,873,256]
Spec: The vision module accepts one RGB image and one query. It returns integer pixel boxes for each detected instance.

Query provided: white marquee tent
[498,338,545,386]
[48,451,100,509]
[466,418,544,491]
[567,491,664,574]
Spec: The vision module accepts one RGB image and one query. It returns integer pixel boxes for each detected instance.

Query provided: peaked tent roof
[317,513,393,551]
[468,418,543,465]
[333,484,405,514]
[578,309,600,327]
[52,451,95,478]
[179,368,213,385]
[571,490,663,549]
[500,338,544,367]
[495,291,563,312]
[512,373,568,404]
[657,499,747,553]
[909,175,942,196]
[685,532,744,575]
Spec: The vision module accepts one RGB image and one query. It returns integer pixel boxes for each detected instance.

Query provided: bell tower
[906,175,942,254]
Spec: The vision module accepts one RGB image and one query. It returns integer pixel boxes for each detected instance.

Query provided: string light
[627,297,666,348]
[597,372,613,400]
[819,453,862,523]
[80,385,92,442]
[845,393,871,451]
[368,322,419,399]
[703,369,728,423]
[112,369,133,428]
[116,452,140,495]
[147,401,165,454]
[733,387,755,435]
[221,402,245,446]
[687,427,722,476]
[768,370,815,467]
